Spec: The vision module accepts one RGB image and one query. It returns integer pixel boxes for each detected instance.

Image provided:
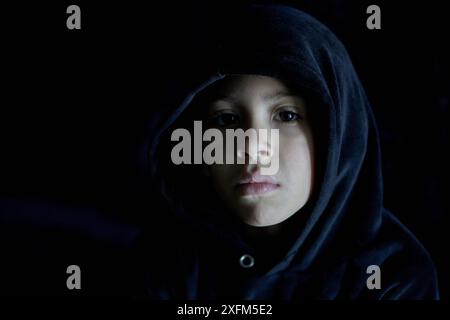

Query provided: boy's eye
[276,110,302,122]
[209,113,239,127]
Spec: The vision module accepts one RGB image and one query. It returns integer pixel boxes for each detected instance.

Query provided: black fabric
[142,4,440,299]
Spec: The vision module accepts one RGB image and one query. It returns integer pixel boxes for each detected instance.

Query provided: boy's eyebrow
[262,90,292,101]
[210,90,293,104]
[209,94,238,103]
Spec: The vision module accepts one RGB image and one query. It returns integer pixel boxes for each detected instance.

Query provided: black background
[1,0,449,300]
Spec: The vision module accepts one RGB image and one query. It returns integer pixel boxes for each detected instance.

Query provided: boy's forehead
[204,75,295,102]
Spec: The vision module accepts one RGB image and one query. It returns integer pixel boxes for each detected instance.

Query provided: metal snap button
[239,254,255,268]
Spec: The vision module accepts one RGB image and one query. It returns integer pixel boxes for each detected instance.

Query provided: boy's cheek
[201,165,210,177]
[207,165,235,192]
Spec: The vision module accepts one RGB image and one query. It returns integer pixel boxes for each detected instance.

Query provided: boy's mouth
[234,172,280,196]
[235,182,280,196]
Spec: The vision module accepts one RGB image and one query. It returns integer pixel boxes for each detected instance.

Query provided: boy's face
[204,75,315,226]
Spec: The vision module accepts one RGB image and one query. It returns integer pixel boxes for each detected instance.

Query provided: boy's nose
[236,129,273,166]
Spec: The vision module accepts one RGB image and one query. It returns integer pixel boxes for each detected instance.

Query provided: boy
[144,4,439,299]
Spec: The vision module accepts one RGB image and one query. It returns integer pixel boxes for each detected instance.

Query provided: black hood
[142,4,438,299]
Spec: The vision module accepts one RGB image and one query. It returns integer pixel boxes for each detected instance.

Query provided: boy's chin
[241,217,283,227]
[235,209,287,227]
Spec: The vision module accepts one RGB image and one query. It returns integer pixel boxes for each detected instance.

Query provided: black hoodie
[141,4,439,300]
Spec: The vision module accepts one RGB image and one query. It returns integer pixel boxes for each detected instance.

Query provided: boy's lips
[235,182,280,196]
[234,173,280,196]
